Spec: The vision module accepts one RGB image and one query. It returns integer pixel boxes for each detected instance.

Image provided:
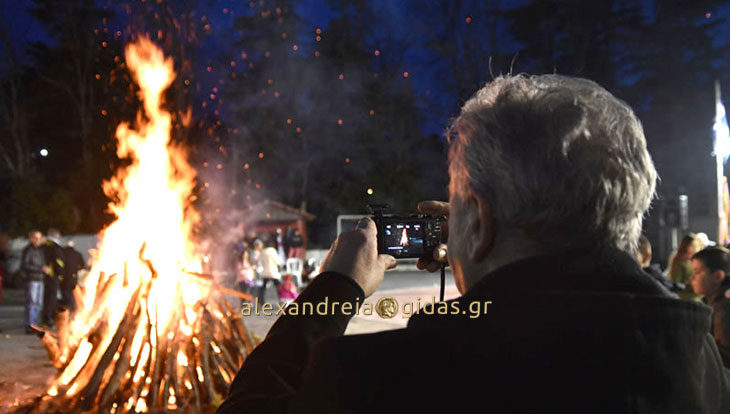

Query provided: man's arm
[217,271,364,413]
[20,246,43,274]
[217,218,395,413]
[50,243,65,277]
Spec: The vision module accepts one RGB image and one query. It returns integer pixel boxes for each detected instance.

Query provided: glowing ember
[177,350,189,367]
[28,37,258,414]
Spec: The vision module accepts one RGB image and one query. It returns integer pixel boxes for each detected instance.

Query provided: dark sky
[5,0,730,135]
[1,0,526,136]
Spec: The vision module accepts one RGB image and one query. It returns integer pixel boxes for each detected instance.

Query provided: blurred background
[1,0,730,269]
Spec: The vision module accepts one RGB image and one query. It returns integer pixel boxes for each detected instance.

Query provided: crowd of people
[637,232,730,365]
[231,227,309,307]
[18,228,85,333]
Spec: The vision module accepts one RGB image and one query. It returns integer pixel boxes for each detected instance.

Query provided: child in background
[278,274,298,305]
[236,250,255,307]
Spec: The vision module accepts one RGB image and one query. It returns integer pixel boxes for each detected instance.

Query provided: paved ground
[0,291,57,412]
[0,269,457,412]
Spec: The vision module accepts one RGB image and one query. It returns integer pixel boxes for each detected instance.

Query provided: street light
[39,149,49,157]
[367,188,374,195]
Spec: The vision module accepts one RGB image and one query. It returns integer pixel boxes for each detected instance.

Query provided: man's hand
[416,200,449,273]
[320,217,396,297]
[41,265,50,275]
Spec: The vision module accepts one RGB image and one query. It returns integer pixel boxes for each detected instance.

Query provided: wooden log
[215,339,239,378]
[52,319,109,405]
[200,314,218,403]
[182,270,254,301]
[72,286,84,314]
[54,309,70,359]
[117,376,149,414]
[94,271,106,297]
[138,242,158,279]
[161,375,170,413]
[105,282,153,411]
[187,336,209,404]
[76,286,141,411]
[210,301,247,371]
[37,330,62,369]
[161,330,181,411]
[123,260,128,287]
[214,286,253,301]
[224,296,253,354]
[89,273,118,318]
[121,337,153,414]
[121,284,156,412]
[234,316,254,354]
[210,349,232,394]
[148,319,170,410]
[224,298,259,350]
[225,320,249,366]
[187,364,201,414]
[97,328,136,408]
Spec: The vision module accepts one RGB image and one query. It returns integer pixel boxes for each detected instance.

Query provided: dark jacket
[644,263,683,295]
[708,277,730,368]
[43,240,65,280]
[20,244,46,282]
[286,229,303,248]
[219,248,730,413]
[61,246,84,290]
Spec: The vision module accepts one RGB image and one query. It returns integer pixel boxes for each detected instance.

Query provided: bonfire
[24,37,256,414]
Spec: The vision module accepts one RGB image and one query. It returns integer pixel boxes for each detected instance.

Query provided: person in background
[20,230,46,333]
[250,238,263,273]
[258,239,283,304]
[229,240,246,288]
[42,228,65,328]
[278,274,298,305]
[61,240,84,314]
[236,249,255,307]
[250,239,264,305]
[636,235,681,295]
[669,234,702,300]
[286,226,304,259]
[691,246,730,367]
[275,228,287,264]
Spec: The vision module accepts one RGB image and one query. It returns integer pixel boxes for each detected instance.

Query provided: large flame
[400,228,409,247]
[50,37,208,403]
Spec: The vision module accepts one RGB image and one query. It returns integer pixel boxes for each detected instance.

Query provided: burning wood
[19,37,259,413]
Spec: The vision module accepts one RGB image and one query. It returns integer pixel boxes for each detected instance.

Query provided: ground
[0,268,457,413]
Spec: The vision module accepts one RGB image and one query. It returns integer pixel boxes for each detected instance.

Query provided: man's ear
[468,195,495,263]
[713,270,726,284]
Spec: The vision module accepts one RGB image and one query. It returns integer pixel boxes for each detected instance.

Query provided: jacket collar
[460,246,668,300]
[408,246,698,329]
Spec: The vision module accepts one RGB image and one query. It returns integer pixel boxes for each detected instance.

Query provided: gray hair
[446,74,657,253]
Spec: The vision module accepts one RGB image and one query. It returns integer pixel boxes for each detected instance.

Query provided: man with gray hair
[219,75,730,413]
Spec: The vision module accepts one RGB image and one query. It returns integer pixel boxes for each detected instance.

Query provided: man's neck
[465,237,544,292]
[708,277,730,303]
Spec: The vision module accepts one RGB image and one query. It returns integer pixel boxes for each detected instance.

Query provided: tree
[226,0,446,244]
[506,0,646,93]
[0,4,33,179]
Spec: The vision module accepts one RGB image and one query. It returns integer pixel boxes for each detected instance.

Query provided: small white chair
[285,258,304,287]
